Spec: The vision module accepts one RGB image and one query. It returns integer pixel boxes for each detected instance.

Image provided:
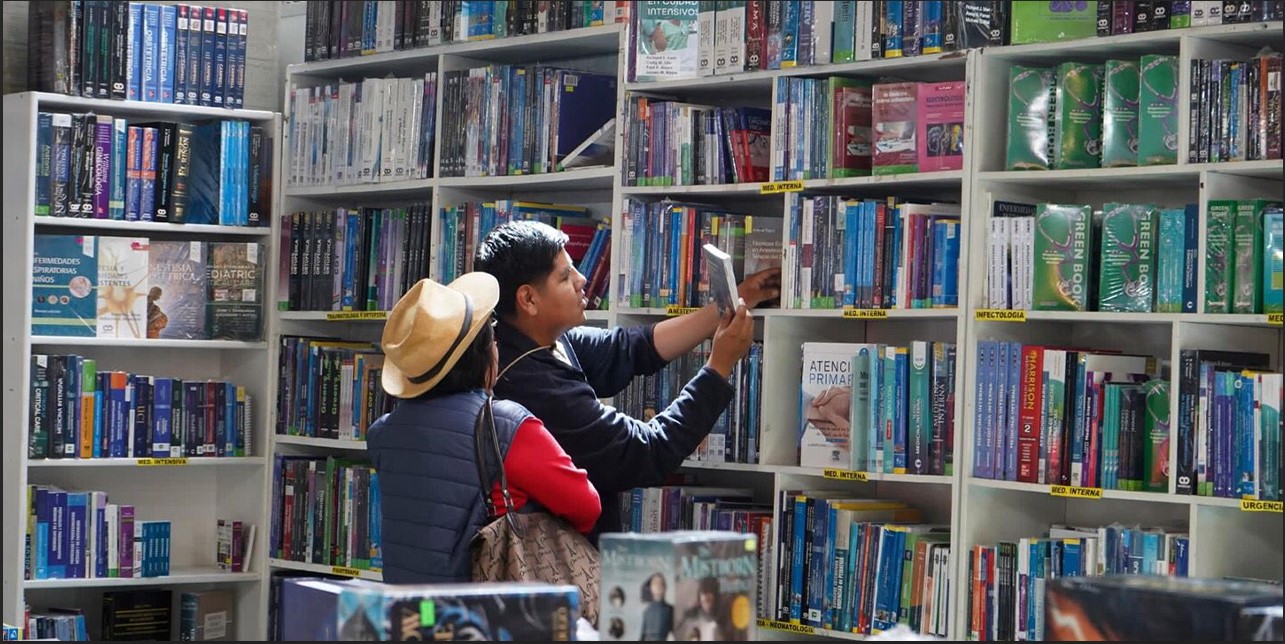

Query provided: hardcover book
[206,242,263,341]
[148,240,207,339]
[916,80,965,172]
[599,531,758,642]
[96,236,150,339]
[1032,203,1094,311]
[337,582,578,640]
[32,234,98,337]
[872,82,919,175]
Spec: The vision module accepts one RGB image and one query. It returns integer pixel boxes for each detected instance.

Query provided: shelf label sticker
[823,469,870,482]
[759,180,805,195]
[325,310,388,321]
[1050,485,1103,499]
[332,566,362,577]
[137,457,189,466]
[666,306,701,317]
[1240,499,1284,513]
[842,308,889,319]
[975,309,1027,322]
[1268,313,1283,326]
[756,619,815,635]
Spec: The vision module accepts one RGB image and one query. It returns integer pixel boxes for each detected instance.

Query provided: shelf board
[680,460,954,485]
[27,456,266,468]
[269,558,383,581]
[288,25,622,79]
[620,182,768,197]
[277,310,389,322]
[30,337,267,349]
[977,159,1283,187]
[616,307,956,320]
[756,619,867,640]
[33,217,271,237]
[972,310,1280,327]
[799,170,965,191]
[21,91,276,122]
[967,477,1260,507]
[985,21,1282,62]
[274,435,369,450]
[438,166,616,191]
[24,568,259,590]
[285,177,434,198]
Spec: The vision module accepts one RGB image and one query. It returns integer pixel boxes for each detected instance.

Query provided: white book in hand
[703,243,739,316]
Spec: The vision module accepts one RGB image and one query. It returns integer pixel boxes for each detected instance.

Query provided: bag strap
[473,394,519,532]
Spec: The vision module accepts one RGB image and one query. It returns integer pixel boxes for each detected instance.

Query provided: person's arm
[651,267,782,361]
[502,417,602,534]
[567,324,667,398]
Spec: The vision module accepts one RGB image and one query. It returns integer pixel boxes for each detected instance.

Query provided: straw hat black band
[406,296,474,385]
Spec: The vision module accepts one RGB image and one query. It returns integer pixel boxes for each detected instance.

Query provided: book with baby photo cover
[599,531,758,642]
[798,342,863,469]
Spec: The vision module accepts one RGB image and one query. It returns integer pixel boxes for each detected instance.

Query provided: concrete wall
[3,1,289,112]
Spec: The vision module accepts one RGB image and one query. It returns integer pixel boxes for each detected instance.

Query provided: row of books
[1189,53,1284,163]
[28,2,251,109]
[622,99,771,186]
[274,337,393,442]
[28,355,253,461]
[1099,0,1285,34]
[783,196,960,311]
[22,607,87,642]
[986,200,1283,314]
[778,78,964,180]
[970,342,1163,489]
[800,341,957,475]
[1006,56,1182,170]
[270,455,383,572]
[284,75,438,188]
[26,589,237,641]
[772,493,950,637]
[33,236,264,341]
[26,485,170,580]
[437,66,615,178]
[302,0,633,62]
[616,201,780,309]
[614,341,764,465]
[35,112,270,227]
[281,205,433,313]
[216,518,255,574]
[966,524,1191,641]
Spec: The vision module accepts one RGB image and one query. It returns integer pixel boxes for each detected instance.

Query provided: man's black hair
[474,221,569,317]
[416,319,495,399]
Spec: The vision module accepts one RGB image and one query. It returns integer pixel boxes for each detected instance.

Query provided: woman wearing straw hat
[366,273,602,584]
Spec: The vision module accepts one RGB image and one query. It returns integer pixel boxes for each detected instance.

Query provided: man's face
[533,249,587,333]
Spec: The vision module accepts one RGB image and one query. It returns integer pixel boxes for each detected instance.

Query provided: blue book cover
[780,0,799,67]
[1181,203,1199,312]
[199,6,217,107]
[158,4,176,103]
[1157,208,1186,312]
[126,126,142,221]
[142,3,160,102]
[186,3,204,105]
[139,127,157,221]
[1264,207,1283,314]
[33,235,98,337]
[174,4,190,104]
[211,7,229,107]
[47,489,67,579]
[128,2,143,102]
[65,492,87,579]
[95,498,108,578]
[110,118,126,220]
[151,377,171,457]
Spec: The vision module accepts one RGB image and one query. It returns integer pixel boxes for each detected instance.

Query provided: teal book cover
[32,234,98,337]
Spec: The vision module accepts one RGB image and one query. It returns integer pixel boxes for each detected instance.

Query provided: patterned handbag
[470,395,601,626]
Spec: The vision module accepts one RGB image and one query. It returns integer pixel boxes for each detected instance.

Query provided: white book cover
[799,342,862,468]
[97,237,149,339]
[702,243,738,316]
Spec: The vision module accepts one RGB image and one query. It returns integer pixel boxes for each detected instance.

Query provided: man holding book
[475,221,780,541]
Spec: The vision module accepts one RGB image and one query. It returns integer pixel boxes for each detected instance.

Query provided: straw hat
[381,274,499,399]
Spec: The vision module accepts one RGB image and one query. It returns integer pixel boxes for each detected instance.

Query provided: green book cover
[1204,199,1237,312]
[1101,59,1140,168]
[1009,2,1098,44]
[1053,62,1104,169]
[1005,65,1055,170]
[1143,379,1170,494]
[1231,199,1277,313]
[1097,203,1158,313]
[1138,54,1179,166]
[1033,203,1094,311]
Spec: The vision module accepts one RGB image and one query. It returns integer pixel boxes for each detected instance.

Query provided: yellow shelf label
[759,180,805,194]
[756,619,816,635]
[331,566,362,577]
[841,308,889,319]
[666,306,702,317]
[1240,499,1284,513]
[136,458,189,466]
[1050,485,1103,499]
[974,309,1027,322]
[1267,313,1283,326]
[823,469,870,482]
[325,310,389,321]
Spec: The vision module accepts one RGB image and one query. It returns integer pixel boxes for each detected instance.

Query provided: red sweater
[490,417,601,534]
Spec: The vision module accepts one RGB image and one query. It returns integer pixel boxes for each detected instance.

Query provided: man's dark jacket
[493,319,734,540]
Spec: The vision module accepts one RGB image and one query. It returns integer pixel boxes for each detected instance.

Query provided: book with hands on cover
[703,243,739,316]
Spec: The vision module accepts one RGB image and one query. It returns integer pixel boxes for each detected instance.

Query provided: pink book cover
[916,80,966,172]
[872,82,919,175]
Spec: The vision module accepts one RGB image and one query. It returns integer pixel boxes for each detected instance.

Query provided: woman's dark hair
[473,221,569,317]
[415,318,494,398]
[640,572,666,602]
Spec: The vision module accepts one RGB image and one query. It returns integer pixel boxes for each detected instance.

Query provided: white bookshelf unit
[2,92,280,639]
[261,11,1285,641]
